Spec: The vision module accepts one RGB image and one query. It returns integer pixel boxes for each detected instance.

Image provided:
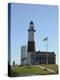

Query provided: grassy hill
[11,64,58,77]
[40,64,58,72]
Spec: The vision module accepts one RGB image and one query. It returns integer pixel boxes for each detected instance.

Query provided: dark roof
[36,51,55,55]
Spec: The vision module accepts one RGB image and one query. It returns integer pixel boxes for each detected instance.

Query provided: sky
[10,3,58,65]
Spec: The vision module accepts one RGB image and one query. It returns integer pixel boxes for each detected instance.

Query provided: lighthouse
[27,21,36,65]
[21,21,56,65]
[27,21,36,52]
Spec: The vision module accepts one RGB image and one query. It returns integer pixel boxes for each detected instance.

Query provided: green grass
[11,64,58,77]
[40,64,58,73]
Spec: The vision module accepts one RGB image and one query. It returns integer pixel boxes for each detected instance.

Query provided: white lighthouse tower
[27,21,36,65]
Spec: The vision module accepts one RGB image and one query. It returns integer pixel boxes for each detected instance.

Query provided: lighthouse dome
[30,21,34,25]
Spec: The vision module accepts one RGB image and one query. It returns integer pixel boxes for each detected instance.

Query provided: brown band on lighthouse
[27,41,35,52]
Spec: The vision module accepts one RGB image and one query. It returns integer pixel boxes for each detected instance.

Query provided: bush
[27,66,31,68]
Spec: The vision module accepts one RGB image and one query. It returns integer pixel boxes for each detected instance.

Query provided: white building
[21,46,27,65]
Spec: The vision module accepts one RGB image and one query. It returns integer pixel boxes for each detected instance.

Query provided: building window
[41,60,42,63]
[44,60,45,63]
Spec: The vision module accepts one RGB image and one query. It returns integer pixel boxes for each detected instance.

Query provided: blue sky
[10,3,58,65]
